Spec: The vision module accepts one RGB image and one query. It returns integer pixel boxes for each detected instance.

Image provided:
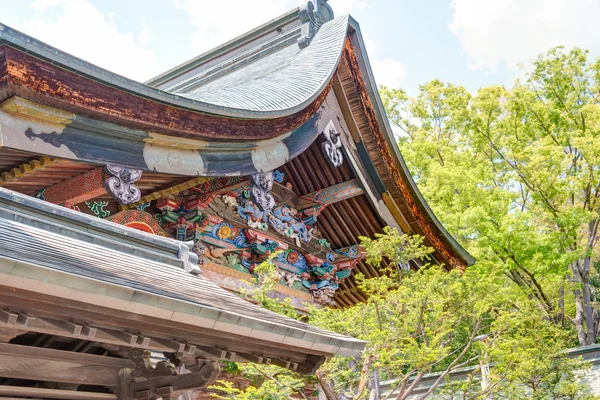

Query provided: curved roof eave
[0,16,349,120]
[345,17,475,268]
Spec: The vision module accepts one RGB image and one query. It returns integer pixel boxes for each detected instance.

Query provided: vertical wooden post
[116,368,132,400]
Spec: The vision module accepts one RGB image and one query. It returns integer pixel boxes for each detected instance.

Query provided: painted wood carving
[104,164,143,204]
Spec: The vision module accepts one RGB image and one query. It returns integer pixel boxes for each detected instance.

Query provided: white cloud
[174,0,299,55]
[175,0,370,55]
[450,0,600,71]
[14,0,162,82]
[328,0,368,15]
[362,31,405,88]
[371,58,405,88]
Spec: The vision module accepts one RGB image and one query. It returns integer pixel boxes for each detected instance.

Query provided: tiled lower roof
[0,188,365,356]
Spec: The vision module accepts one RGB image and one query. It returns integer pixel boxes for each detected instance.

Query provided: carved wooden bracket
[130,348,176,381]
[321,120,343,167]
[104,164,143,204]
[249,171,275,211]
[130,359,220,400]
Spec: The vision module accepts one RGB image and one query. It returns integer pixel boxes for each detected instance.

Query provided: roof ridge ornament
[297,0,335,49]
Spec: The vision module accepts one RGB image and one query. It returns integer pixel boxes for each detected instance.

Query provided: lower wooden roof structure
[0,188,364,398]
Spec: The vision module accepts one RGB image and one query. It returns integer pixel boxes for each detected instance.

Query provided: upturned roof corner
[297,0,335,48]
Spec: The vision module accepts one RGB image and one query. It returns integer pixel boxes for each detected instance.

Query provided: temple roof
[0,0,474,275]
[0,5,348,119]
[0,188,365,363]
[161,15,349,115]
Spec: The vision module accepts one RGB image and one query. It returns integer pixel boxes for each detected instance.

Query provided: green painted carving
[85,201,111,218]
[35,187,46,200]
[318,238,331,248]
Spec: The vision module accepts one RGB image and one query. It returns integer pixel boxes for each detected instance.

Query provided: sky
[2,0,600,96]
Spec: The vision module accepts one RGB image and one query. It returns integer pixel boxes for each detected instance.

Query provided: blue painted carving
[273,250,309,275]
[303,280,339,291]
[136,202,151,211]
[270,206,312,242]
[334,244,360,258]
[273,170,285,183]
[208,222,248,248]
[237,200,268,230]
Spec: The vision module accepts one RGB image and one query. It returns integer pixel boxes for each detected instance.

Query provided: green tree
[380,46,600,345]
[310,229,592,399]
[210,254,313,399]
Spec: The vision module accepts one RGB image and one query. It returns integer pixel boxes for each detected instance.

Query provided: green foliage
[215,45,600,398]
[309,230,594,399]
[211,364,309,400]
[380,46,600,346]
[240,252,301,320]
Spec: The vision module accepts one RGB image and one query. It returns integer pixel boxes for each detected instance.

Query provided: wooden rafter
[0,156,57,185]
[121,176,211,210]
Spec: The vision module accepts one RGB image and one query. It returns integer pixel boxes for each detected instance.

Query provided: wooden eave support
[0,307,319,372]
[0,342,133,386]
[0,156,59,185]
[297,179,363,210]
[37,166,106,206]
[122,176,212,210]
[0,386,116,400]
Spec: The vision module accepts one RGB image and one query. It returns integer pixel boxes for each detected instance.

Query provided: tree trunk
[571,256,597,346]
[356,355,373,400]
[558,283,565,327]
[581,257,597,344]
[573,289,588,346]
[316,371,339,400]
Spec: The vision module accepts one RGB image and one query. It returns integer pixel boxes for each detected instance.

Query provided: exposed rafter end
[0,156,57,185]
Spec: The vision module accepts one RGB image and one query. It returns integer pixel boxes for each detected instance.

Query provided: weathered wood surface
[0,385,117,399]
[0,342,133,386]
[0,45,328,140]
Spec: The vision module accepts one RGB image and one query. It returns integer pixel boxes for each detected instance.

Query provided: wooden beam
[129,361,220,400]
[121,176,211,210]
[0,308,314,371]
[297,179,363,210]
[0,342,133,386]
[0,386,116,400]
[39,167,106,206]
[333,244,365,262]
[0,312,184,352]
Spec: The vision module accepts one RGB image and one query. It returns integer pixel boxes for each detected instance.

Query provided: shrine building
[0,1,473,398]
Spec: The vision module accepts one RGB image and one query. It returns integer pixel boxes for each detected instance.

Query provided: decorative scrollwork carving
[321,120,343,167]
[130,348,177,380]
[104,164,143,204]
[249,171,275,212]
